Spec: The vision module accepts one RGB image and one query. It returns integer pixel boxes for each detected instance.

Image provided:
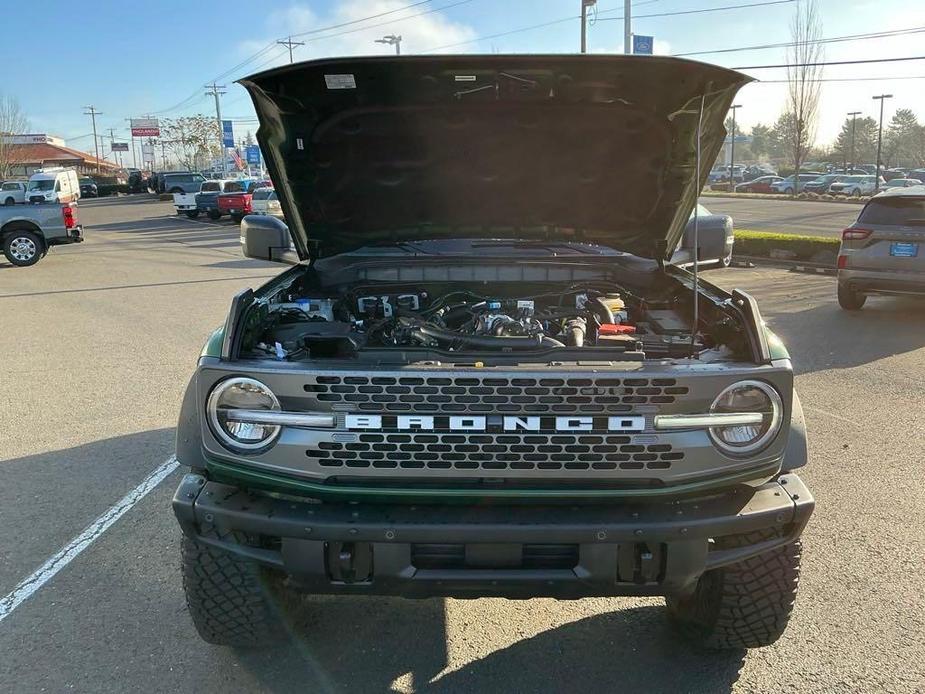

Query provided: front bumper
[173,472,813,599]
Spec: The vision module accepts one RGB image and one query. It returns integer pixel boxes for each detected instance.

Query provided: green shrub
[734,230,840,261]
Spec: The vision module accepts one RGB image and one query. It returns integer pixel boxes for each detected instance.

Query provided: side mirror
[240,214,299,264]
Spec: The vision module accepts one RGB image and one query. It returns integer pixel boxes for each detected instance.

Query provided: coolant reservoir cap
[598,323,636,335]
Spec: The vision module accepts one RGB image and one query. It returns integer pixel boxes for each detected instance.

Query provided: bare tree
[785,0,823,191]
[160,116,221,171]
[0,95,29,180]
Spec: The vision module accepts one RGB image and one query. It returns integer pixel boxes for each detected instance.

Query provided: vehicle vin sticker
[324,74,357,89]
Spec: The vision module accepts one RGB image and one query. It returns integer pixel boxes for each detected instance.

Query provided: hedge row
[734,230,840,262]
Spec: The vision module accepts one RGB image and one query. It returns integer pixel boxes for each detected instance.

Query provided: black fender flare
[782,389,809,471]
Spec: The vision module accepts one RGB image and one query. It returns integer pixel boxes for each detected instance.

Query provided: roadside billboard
[130,118,160,137]
[111,142,129,152]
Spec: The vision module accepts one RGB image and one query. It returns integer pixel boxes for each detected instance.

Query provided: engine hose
[588,296,614,325]
[411,323,564,350]
[564,317,586,347]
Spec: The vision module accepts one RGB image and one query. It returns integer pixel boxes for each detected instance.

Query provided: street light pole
[374,34,402,55]
[847,111,860,172]
[872,94,892,192]
[624,0,632,54]
[729,104,741,190]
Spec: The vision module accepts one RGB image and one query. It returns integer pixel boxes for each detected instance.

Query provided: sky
[3,0,924,159]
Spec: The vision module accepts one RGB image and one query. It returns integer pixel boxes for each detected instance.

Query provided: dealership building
[1,133,122,177]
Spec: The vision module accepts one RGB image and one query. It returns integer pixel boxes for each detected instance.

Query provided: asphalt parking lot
[1,196,924,693]
[699,196,860,237]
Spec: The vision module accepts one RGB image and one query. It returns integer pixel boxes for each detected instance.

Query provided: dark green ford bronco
[172,55,813,650]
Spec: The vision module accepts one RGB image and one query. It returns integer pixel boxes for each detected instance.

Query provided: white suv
[829,175,884,197]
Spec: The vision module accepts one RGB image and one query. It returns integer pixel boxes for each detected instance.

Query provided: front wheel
[666,530,802,649]
[784,187,794,195]
[207,210,221,221]
[231,213,244,224]
[3,230,44,266]
[181,533,286,647]
[852,188,861,198]
[185,210,200,219]
[837,283,866,310]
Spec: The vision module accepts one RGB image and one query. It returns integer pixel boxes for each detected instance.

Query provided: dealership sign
[222,120,235,148]
[130,118,160,137]
[111,142,129,152]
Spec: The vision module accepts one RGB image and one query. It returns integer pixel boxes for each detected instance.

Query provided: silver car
[837,186,925,309]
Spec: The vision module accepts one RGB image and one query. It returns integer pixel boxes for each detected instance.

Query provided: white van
[26,168,80,204]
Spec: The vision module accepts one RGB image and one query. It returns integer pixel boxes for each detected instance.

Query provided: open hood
[239,55,751,261]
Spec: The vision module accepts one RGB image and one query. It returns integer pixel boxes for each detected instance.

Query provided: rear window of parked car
[858,197,925,226]
[224,182,245,193]
[201,182,221,192]
[2,182,21,190]
[252,188,272,200]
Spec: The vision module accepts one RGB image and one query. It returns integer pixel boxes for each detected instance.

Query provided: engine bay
[239,270,749,363]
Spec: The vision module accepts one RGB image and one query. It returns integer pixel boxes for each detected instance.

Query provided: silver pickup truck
[0,202,83,266]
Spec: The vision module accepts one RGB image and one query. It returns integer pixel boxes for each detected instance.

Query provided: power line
[734,55,925,69]
[754,75,925,84]
[425,0,793,52]
[594,0,796,21]
[287,0,437,39]
[277,36,305,63]
[676,25,925,57]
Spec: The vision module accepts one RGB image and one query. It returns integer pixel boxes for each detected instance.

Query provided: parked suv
[770,173,824,194]
[836,186,925,309]
[162,172,207,194]
[172,55,814,651]
[829,175,883,197]
[1,181,27,205]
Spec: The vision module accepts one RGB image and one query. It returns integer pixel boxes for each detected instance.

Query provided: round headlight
[709,380,783,456]
[207,377,281,452]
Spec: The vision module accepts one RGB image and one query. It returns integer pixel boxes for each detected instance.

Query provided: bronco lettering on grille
[344,414,646,432]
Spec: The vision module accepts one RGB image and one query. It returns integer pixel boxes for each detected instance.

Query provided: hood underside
[239,55,751,260]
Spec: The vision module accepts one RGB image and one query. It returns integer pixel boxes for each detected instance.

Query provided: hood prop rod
[690,94,705,358]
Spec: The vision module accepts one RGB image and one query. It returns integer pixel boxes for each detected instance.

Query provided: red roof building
[3,138,122,177]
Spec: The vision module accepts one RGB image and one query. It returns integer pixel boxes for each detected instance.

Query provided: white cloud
[236,0,477,73]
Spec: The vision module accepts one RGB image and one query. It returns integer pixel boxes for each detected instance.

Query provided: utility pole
[375,34,402,55]
[83,105,102,173]
[277,35,305,63]
[728,104,742,189]
[160,140,168,170]
[205,83,227,175]
[624,0,631,54]
[847,111,861,172]
[872,94,892,191]
[108,127,118,167]
[580,0,596,53]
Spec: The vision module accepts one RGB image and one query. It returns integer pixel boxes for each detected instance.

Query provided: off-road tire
[181,531,286,647]
[231,213,244,224]
[185,210,200,219]
[666,529,802,650]
[837,283,866,310]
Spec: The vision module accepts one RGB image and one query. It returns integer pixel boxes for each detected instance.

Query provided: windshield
[80,179,95,185]
[28,179,54,191]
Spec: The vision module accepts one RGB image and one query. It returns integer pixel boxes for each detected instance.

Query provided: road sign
[222,121,235,148]
[111,142,129,152]
[130,118,159,137]
[141,141,155,164]
[245,145,261,166]
[632,34,654,55]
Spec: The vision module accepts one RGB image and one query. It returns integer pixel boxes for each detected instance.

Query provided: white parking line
[0,456,180,625]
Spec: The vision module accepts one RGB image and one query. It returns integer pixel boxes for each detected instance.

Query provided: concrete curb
[702,191,866,205]
[731,255,838,276]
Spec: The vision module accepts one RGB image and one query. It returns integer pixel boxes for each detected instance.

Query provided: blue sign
[633,34,654,55]
[245,145,261,166]
[221,120,235,148]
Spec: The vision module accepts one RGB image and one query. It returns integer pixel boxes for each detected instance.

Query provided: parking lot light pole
[374,35,402,55]
[872,95,892,192]
[728,104,741,189]
[846,111,860,172]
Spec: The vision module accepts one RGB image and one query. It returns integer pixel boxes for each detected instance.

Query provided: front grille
[305,375,689,414]
[308,432,683,472]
